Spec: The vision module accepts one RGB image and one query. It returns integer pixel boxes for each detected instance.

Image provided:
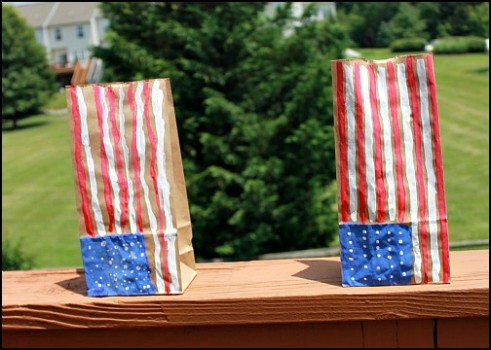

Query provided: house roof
[49,2,101,26]
[14,2,56,27]
[14,2,102,28]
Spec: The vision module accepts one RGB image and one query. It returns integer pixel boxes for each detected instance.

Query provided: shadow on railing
[293,259,341,286]
[55,269,86,296]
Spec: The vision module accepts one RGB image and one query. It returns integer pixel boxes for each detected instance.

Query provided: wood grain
[437,317,489,348]
[2,250,488,331]
[360,319,436,348]
[396,318,434,348]
[2,321,366,348]
[362,320,398,348]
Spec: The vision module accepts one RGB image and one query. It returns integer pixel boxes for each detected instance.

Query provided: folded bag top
[331,54,450,286]
[66,78,197,296]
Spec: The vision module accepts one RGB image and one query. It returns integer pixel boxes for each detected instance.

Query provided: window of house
[77,25,84,38]
[55,27,62,41]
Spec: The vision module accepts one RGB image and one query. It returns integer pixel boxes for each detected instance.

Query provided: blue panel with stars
[339,223,414,287]
[80,234,156,297]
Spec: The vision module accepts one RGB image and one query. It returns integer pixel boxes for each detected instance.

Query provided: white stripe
[397,63,422,284]
[360,66,377,222]
[99,87,122,234]
[118,86,137,233]
[135,82,165,293]
[377,66,396,221]
[417,59,441,283]
[76,87,106,236]
[152,80,179,292]
[164,234,179,293]
[344,64,358,222]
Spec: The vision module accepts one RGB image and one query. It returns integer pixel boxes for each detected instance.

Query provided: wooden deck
[2,249,488,348]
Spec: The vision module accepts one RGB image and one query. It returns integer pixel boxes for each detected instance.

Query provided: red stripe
[354,64,367,223]
[368,65,387,222]
[336,62,349,222]
[406,56,429,283]
[386,62,406,223]
[70,87,95,237]
[128,83,144,233]
[143,81,171,294]
[107,86,129,232]
[93,86,115,233]
[142,81,166,235]
[425,55,450,283]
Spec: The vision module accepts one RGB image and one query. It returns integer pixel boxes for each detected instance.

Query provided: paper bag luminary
[66,79,197,296]
[331,54,450,287]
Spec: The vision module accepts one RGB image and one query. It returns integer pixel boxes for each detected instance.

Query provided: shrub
[433,36,486,54]
[2,239,34,270]
[462,36,487,52]
[390,37,427,52]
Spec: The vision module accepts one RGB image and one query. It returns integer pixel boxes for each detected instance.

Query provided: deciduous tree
[2,5,55,128]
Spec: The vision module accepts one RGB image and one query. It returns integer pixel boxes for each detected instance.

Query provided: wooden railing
[2,249,488,348]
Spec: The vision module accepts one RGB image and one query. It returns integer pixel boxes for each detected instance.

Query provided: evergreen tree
[95,2,349,260]
[376,21,392,48]
[467,2,489,38]
[436,2,489,38]
[387,3,427,41]
[2,4,55,128]
[338,2,489,47]
[336,2,401,47]
[432,2,488,38]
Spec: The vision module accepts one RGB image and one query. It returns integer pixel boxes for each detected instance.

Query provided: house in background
[15,2,337,85]
[265,2,336,21]
[265,2,336,37]
[15,2,108,85]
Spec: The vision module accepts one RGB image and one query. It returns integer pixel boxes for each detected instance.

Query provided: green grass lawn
[2,52,489,268]
[2,113,82,267]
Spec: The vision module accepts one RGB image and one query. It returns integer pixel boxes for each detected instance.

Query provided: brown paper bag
[66,78,197,296]
[331,54,450,287]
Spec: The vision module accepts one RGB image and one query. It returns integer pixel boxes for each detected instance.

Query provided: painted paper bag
[66,78,197,296]
[331,54,450,286]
